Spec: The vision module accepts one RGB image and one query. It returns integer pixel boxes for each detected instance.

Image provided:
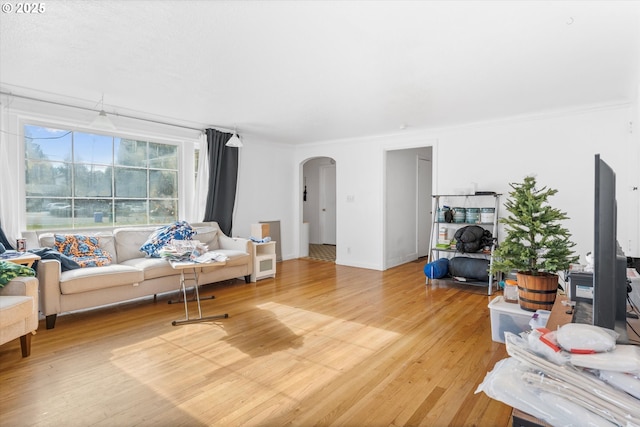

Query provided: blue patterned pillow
[140,221,195,257]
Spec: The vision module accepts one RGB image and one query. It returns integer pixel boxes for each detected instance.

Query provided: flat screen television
[592,154,629,343]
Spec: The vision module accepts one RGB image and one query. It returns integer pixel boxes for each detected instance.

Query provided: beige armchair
[0,277,39,357]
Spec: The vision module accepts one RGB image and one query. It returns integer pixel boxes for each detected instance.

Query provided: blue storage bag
[424,258,449,279]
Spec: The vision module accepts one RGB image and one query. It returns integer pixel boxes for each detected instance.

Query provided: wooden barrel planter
[516,272,559,312]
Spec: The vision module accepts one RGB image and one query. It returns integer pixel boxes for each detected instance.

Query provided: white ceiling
[1,1,639,144]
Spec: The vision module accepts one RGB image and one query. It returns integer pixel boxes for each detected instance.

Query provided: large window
[25,125,179,230]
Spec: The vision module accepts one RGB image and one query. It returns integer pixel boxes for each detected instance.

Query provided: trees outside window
[25,125,179,229]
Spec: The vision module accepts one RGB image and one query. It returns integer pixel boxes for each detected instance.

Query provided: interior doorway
[302,157,336,261]
[384,146,432,269]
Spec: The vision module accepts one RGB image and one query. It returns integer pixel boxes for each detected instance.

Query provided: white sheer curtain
[190,132,209,223]
[0,103,21,246]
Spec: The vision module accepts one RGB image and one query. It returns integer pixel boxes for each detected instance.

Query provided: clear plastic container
[504,280,518,303]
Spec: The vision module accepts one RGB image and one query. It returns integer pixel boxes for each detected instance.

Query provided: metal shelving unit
[428,193,501,295]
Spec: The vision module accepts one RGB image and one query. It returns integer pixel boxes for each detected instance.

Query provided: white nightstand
[251,241,277,282]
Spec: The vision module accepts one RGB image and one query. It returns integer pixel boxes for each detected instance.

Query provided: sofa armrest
[36,259,62,316]
[218,235,251,253]
[0,276,38,299]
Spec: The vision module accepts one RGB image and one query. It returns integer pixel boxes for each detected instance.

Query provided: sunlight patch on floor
[110,301,399,426]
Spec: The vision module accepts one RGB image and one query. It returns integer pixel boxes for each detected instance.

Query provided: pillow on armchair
[54,234,112,268]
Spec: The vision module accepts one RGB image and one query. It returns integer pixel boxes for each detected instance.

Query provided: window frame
[18,115,199,231]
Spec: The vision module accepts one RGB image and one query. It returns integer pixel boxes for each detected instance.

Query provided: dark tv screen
[593,154,628,342]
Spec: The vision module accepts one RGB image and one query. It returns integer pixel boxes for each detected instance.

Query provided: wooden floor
[0,258,511,427]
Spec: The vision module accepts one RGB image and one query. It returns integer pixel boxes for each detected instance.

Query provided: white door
[320,164,337,245]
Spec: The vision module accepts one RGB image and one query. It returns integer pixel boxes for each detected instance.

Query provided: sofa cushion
[192,226,220,250]
[139,221,196,258]
[53,234,113,267]
[113,227,156,263]
[121,258,180,281]
[0,295,33,325]
[59,264,144,295]
[94,233,117,263]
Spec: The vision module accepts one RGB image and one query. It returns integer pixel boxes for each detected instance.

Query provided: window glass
[113,200,148,226]
[150,200,177,224]
[149,142,177,169]
[74,164,112,197]
[24,124,179,230]
[74,132,113,165]
[25,161,71,197]
[150,170,177,198]
[115,139,147,167]
[115,167,147,198]
[27,198,72,229]
[25,125,72,161]
[44,201,77,227]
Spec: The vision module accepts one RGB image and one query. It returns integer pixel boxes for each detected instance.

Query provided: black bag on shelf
[448,257,490,282]
[454,225,492,253]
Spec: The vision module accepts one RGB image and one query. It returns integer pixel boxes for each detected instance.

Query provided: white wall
[289,103,638,271]
[293,138,385,269]
[196,102,640,268]
[2,97,637,270]
[292,134,438,270]
[430,104,637,262]
[231,139,295,255]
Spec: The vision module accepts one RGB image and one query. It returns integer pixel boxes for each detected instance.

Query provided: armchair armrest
[36,259,62,316]
[0,276,39,356]
[0,276,38,299]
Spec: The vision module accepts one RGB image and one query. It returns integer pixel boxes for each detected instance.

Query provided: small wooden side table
[2,252,40,268]
[251,241,277,282]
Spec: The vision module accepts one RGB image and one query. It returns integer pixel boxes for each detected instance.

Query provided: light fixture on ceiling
[225,129,243,147]
[90,95,116,130]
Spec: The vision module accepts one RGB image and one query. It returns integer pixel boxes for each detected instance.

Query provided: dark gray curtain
[202,129,238,236]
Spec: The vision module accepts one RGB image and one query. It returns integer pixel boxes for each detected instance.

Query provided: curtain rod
[0,90,232,134]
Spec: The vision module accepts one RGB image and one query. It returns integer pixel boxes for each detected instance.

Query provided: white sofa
[0,276,39,357]
[33,222,252,329]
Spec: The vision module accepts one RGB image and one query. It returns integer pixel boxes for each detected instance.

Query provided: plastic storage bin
[529,309,551,329]
[488,296,533,343]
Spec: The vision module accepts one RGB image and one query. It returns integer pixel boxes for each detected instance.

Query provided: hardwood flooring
[0,258,511,427]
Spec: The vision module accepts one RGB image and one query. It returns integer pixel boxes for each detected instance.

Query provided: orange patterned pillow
[53,234,112,267]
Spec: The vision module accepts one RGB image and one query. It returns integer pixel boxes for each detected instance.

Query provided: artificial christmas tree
[491,176,579,311]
